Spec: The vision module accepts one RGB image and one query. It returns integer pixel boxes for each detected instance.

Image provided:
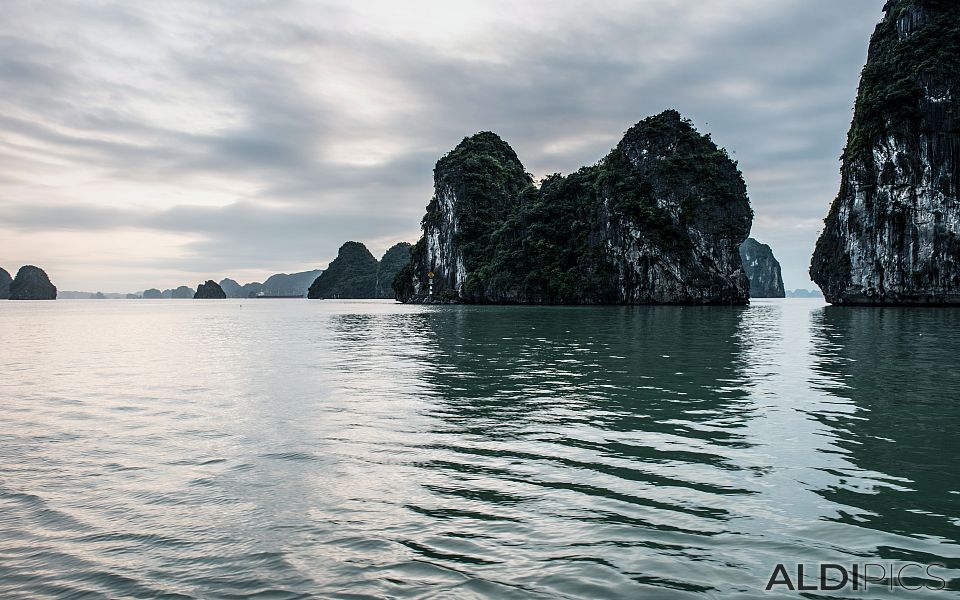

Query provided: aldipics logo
[765,563,947,592]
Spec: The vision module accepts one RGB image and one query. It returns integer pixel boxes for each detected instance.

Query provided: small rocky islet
[6,265,57,300]
[193,280,227,299]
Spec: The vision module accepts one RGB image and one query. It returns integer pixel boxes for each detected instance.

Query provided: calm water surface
[0,299,958,599]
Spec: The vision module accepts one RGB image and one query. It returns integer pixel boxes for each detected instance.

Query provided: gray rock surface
[811,1,960,305]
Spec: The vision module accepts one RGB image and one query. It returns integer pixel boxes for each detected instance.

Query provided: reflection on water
[0,299,957,599]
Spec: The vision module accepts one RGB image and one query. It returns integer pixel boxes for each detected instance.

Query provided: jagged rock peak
[811,0,960,305]
[739,238,786,298]
[9,265,57,300]
[194,280,226,299]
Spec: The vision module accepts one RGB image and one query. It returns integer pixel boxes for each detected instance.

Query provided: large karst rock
[811,0,960,305]
[9,265,57,300]
[739,238,786,298]
[308,242,378,299]
[395,110,752,304]
[307,242,412,299]
[194,280,226,299]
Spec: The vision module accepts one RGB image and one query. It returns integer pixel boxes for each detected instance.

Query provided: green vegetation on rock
[844,0,960,161]
[397,110,752,305]
[308,241,411,299]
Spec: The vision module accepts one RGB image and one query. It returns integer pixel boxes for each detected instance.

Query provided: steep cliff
[194,280,226,299]
[307,242,379,299]
[396,111,752,304]
[0,267,11,299]
[9,266,57,300]
[739,238,786,298]
[811,0,960,305]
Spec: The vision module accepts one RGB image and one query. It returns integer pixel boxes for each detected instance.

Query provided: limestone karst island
[2,1,958,599]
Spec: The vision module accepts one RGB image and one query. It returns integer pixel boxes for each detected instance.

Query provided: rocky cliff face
[811,0,960,305]
[194,280,226,299]
[397,132,532,302]
[396,111,752,304]
[0,267,11,299]
[740,238,786,298]
[9,265,57,300]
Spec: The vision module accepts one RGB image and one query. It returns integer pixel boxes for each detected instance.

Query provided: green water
[0,299,957,598]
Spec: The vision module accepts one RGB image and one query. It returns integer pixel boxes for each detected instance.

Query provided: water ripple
[0,299,957,597]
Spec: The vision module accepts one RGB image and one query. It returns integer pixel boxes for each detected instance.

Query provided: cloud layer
[0,0,885,291]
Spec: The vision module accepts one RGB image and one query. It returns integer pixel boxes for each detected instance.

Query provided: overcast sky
[1,0,886,292]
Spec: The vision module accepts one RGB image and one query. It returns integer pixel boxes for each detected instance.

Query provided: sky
[0,0,887,292]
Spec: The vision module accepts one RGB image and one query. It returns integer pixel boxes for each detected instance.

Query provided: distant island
[784,289,824,299]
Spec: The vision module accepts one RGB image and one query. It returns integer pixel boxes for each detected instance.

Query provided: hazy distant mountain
[219,278,242,297]
[262,270,323,297]
[239,282,265,298]
[217,270,320,298]
[59,291,130,299]
[143,288,162,299]
[159,287,193,298]
[785,289,824,298]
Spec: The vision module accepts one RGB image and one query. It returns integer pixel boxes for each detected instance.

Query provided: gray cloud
[0,0,886,290]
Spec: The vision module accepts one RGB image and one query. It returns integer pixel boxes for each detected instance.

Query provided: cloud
[0,0,886,291]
